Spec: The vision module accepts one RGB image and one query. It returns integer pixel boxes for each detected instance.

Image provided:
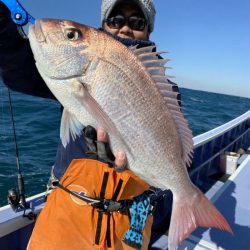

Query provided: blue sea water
[0,82,249,206]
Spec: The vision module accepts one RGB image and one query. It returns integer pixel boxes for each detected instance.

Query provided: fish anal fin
[168,188,233,250]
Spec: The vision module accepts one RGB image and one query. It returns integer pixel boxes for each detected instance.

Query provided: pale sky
[20,0,250,98]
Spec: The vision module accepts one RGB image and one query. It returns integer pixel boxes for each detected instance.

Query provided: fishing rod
[0,0,35,212]
[7,89,28,211]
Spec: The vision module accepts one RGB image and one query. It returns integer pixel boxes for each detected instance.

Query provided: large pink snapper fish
[28,19,232,249]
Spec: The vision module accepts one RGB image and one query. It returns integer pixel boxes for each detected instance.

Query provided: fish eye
[65,29,82,41]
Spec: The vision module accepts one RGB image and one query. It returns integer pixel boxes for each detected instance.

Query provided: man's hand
[83,125,127,172]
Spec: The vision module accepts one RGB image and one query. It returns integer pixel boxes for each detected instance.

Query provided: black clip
[94,199,127,213]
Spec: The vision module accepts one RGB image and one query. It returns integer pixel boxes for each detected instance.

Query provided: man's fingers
[96,128,115,162]
[96,141,108,160]
[96,128,109,161]
[96,128,127,172]
[114,151,127,172]
[97,128,108,142]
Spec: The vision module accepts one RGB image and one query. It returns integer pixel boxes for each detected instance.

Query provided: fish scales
[28,19,232,250]
[88,44,184,186]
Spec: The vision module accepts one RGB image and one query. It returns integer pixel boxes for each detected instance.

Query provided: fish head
[28,19,93,80]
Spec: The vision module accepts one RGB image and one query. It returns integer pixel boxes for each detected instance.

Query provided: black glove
[0,2,10,19]
[83,125,127,172]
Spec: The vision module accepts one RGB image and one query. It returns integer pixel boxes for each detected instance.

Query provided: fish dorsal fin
[130,46,194,166]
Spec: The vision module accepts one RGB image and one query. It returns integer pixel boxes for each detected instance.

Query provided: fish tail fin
[168,188,233,250]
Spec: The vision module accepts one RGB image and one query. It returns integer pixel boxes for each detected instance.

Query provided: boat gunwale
[193,110,250,148]
[0,192,46,238]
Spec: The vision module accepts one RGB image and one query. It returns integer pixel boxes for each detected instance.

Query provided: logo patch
[68,184,89,206]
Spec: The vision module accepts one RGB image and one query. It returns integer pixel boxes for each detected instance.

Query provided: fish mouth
[30,19,46,43]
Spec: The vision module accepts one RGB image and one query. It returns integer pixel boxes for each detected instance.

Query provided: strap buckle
[94,199,131,213]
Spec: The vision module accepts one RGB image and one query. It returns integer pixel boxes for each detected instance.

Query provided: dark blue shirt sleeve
[0,11,55,99]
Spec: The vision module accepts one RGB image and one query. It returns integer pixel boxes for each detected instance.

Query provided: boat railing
[189,110,250,189]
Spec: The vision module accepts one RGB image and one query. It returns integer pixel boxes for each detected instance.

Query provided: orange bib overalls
[28,159,153,250]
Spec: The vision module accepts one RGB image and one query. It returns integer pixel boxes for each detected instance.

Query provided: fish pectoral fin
[60,109,84,148]
[74,79,132,158]
[73,79,117,134]
[168,188,233,250]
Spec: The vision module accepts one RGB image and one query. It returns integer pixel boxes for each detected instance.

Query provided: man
[0,0,176,248]
[102,0,153,40]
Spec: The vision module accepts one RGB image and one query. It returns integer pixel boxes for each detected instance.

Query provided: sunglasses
[106,14,147,31]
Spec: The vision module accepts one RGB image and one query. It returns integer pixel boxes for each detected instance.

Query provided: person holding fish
[0,0,173,248]
[0,0,232,249]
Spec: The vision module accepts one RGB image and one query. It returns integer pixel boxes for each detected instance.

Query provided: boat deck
[182,154,250,249]
[151,154,250,250]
